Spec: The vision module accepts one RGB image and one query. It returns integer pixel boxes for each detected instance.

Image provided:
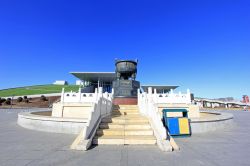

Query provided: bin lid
[162,109,188,113]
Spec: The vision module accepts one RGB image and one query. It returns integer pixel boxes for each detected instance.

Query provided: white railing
[138,88,172,151]
[152,89,191,104]
[138,87,190,151]
[60,88,98,103]
[71,87,114,150]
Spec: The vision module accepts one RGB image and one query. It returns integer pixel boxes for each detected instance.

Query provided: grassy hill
[0,84,80,97]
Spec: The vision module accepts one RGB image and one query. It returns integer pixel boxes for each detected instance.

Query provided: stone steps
[113,105,138,110]
[99,123,151,130]
[96,129,154,136]
[102,117,148,123]
[112,109,139,112]
[93,135,156,145]
[93,104,156,145]
[111,111,140,116]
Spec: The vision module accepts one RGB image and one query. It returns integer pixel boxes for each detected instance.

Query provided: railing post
[111,88,114,96]
[98,87,103,115]
[94,88,98,102]
[61,88,65,103]
[148,87,152,95]
[78,87,81,102]
[153,88,157,103]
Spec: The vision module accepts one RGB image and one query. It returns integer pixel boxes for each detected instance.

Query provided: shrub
[0,98,6,104]
[23,99,29,103]
[5,100,11,105]
[17,97,23,102]
[23,96,28,100]
[40,95,47,101]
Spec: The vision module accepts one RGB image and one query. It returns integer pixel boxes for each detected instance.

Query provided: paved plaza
[0,108,249,166]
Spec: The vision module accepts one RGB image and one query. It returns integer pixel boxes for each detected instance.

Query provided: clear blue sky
[0,0,249,99]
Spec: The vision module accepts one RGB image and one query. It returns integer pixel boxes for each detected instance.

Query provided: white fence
[137,87,192,151]
[60,88,113,104]
[70,87,114,150]
[152,89,191,104]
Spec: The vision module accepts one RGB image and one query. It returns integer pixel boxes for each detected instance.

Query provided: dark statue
[112,59,140,97]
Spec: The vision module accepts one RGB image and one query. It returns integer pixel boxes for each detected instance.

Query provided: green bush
[17,97,23,102]
[40,95,47,101]
[5,100,11,105]
[23,99,29,103]
[0,98,6,104]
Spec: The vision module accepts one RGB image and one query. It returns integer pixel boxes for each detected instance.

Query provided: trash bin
[163,109,191,136]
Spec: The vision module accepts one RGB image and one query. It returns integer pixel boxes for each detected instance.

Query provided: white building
[76,80,84,86]
[53,80,68,85]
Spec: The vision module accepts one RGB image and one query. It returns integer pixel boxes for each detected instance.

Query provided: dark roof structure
[70,72,116,82]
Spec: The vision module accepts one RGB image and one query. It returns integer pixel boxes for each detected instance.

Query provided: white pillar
[148,87,152,95]
[61,88,65,103]
[78,88,81,102]
[111,88,114,95]
[98,87,103,97]
[98,79,100,89]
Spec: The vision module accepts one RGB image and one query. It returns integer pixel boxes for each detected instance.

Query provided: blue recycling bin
[162,109,191,136]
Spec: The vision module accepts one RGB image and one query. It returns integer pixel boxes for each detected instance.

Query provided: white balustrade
[60,88,110,103]
[152,89,191,104]
[138,87,192,151]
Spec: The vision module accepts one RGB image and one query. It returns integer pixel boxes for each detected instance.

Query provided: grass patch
[0,84,80,97]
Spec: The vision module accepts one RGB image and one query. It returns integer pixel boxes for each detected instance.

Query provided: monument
[112,59,140,105]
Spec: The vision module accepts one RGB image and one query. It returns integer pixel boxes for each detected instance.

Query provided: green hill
[0,84,80,97]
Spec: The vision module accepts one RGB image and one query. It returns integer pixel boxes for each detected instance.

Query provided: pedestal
[112,80,140,97]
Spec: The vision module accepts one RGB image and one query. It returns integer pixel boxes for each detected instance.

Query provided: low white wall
[18,87,114,138]
[18,112,88,134]
[190,112,234,133]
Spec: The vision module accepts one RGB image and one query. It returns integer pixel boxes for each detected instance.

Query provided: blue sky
[0,0,249,99]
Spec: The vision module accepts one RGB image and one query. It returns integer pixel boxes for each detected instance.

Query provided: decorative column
[61,88,65,104]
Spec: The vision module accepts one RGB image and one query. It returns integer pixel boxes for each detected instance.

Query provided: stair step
[110,114,147,119]
[93,135,156,145]
[112,112,140,116]
[112,109,139,112]
[113,105,138,110]
[102,117,148,123]
[96,129,153,136]
[99,123,151,130]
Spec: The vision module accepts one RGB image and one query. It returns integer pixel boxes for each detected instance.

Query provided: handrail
[71,87,114,150]
[137,87,183,151]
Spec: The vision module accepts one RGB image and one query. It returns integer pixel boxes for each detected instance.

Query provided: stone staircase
[93,105,156,145]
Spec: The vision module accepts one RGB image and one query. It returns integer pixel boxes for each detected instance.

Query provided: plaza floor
[0,108,249,166]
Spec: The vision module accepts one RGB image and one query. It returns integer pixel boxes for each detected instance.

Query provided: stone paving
[0,108,249,166]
